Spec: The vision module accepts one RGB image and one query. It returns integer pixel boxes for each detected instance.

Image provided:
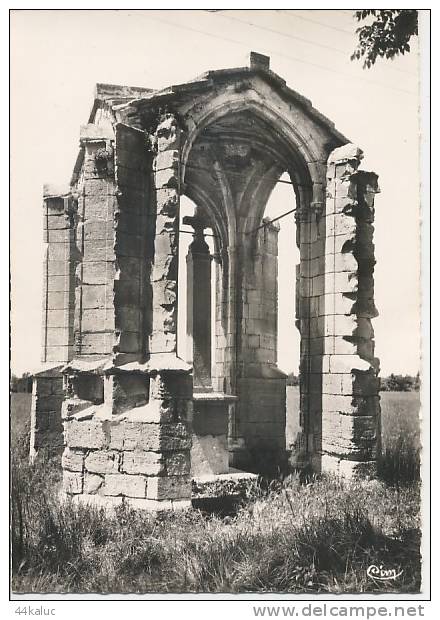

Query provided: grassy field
[11,388,421,594]
[10,393,32,445]
[286,387,421,450]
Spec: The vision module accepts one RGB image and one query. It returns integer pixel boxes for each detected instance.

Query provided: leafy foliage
[380,373,420,392]
[286,372,299,386]
[10,372,33,393]
[351,10,418,68]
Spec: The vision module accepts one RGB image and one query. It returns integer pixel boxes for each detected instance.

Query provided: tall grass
[378,391,421,486]
[11,454,420,594]
[11,390,422,594]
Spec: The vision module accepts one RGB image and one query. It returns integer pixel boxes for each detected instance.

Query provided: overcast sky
[10,9,421,376]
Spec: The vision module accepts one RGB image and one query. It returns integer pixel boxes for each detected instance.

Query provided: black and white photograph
[9,5,430,608]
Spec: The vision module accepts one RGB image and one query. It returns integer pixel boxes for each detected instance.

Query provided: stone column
[41,186,77,364]
[150,113,181,355]
[74,125,116,358]
[293,194,325,471]
[321,143,380,477]
[233,219,287,474]
[184,213,212,390]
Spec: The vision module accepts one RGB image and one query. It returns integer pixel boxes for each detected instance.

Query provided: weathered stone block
[47,291,69,310]
[63,470,83,494]
[85,450,120,474]
[62,448,85,472]
[124,497,192,512]
[84,473,104,494]
[121,451,163,475]
[64,419,106,449]
[322,393,379,416]
[82,239,115,262]
[150,373,192,400]
[81,262,115,286]
[109,421,159,451]
[104,373,149,414]
[164,451,191,476]
[79,332,114,355]
[46,309,75,329]
[83,219,114,241]
[81,308,114,332]
[44,345,70,363]
[329,354,371,374]
[47,242,70,262]
[45,328,70,347]
[104,473,147,498]
[81,194,116,220]
[46,275,70,292]
[146,475,191,500]
[81,285,113,309]
[72,493,123,510]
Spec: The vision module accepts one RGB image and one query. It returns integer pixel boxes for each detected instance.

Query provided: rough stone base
[30,366,64,461]
[63,492,192,513]
[320,454,376,479]
[191,434,229,476]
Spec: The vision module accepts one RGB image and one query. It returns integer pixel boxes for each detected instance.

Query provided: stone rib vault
[31,52,381,510]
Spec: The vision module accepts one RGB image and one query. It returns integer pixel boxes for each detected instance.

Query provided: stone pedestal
[191,392,237,476]
[61,358,193,511]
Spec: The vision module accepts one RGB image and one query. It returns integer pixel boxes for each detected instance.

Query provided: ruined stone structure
[31,53,380,509]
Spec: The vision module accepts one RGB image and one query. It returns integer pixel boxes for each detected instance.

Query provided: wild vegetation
[10,390,421,594]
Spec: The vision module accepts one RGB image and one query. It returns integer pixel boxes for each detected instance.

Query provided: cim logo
[367,564,403,581]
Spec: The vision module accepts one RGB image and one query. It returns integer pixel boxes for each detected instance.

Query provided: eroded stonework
[31,52,380,508]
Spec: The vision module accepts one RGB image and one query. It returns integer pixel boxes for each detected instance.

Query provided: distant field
[380,390,421,450]
[10,393,32,444]
[286,386,421,450]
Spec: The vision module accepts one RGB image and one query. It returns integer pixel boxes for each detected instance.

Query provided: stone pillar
[113,123,153,364]
[232,219,287,474]
[150,112,181,355]
[74,124,116,358]
[320,143,380,477]
[184,214,212,390]
[213,247,229,394]
[41,186,76,364]
[292,194,326,470]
